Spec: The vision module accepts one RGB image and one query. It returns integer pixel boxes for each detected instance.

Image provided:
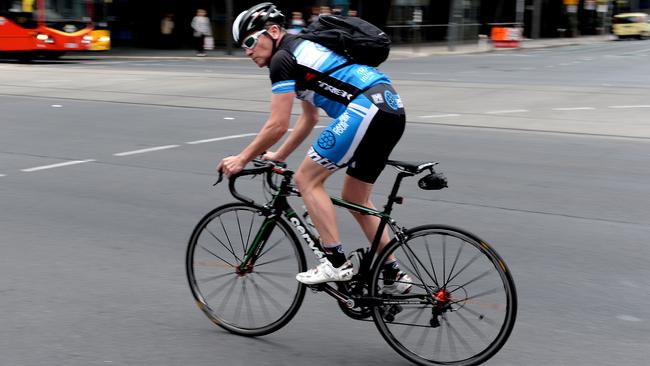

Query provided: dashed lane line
[608,105,650,109]
[21,159,96,172]
[418,114,461,118]
[186,133,258,145]
[113,145,180,156]
[485,109,530,114]
[552,107,595,111]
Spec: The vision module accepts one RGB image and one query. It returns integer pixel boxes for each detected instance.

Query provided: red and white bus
[0,0,97,59]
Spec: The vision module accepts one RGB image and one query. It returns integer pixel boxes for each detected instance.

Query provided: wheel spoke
[204,275,236,301]
[454,303,499,327]
[446,237,465,287]
[449,268,494,292]
[245,212,256,253]
[399,242,438,296]
[442,235,447,287]
[249,275,288,311]
[255,254,295,267]
[216,276,238,313]
[425,238,441,287]
[255,272,294,294]
[218,216,239,262]
[455,309,491,343]
[258,237,285,260]
[444,251,483,287]
[197,271,236,284]
[248,276,273,323]
[204,227,240,263]
[444,315,476,357]
[235,210,247,255]
[200,245,236,268]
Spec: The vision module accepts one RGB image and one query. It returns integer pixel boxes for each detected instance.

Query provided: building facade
[40,0,650,47]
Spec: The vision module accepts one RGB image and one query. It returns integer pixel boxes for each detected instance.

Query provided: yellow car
[88,29,111,51]
[612,13,650,39]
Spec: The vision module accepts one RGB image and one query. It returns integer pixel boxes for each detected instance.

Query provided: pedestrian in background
[191,8,212,57]
[160,13,175,48]
[287,11,305,34]
[308,6,320,25]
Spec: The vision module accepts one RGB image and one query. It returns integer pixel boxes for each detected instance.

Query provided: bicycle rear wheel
[370,225,517,366]
[186,203,307,336]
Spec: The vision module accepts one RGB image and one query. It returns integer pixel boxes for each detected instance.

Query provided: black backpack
[298,15,391,67]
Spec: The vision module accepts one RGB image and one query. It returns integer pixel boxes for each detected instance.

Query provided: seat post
[383,172,410,216]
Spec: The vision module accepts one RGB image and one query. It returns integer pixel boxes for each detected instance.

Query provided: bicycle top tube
[215,158,444,214]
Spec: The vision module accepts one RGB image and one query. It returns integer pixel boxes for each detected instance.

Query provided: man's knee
[295,167,321,194]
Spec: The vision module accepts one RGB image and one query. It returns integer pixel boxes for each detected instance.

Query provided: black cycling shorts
[308,83,406,184]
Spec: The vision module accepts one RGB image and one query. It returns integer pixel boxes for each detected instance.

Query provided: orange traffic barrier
[491,27,522,48]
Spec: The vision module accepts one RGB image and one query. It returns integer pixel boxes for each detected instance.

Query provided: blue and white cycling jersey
[269,35,392,118]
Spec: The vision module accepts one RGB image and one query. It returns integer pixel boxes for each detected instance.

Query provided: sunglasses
[242,30,267,50]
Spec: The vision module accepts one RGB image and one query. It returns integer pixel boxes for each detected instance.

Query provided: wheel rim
[372,227,516,365]
[188,206,304,333]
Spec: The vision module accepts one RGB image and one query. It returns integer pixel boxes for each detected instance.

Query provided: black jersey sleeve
[269,49,297,94]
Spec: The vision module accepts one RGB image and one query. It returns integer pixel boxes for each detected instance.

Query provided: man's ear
[268,25,281,40]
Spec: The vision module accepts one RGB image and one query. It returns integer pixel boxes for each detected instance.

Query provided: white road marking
[224,117,235,120]
[552,107,595,111]
[616,315,642,322]
[485,109,529,114]
[186,134,257,145]
[21,159,95,172]
[51,105,63,108]
[418,114,461,118]
[608,105,650,109]
[622,47,650,55]
[0,174,6,177]
[113,145,179,156]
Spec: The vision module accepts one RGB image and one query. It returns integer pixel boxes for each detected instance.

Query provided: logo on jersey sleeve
[371,93,384,104]
[384,90,400,111]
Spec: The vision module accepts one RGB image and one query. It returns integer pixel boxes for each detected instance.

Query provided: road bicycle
[186,158,517,366]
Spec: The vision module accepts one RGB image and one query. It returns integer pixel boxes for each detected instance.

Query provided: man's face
[242,26,280,68]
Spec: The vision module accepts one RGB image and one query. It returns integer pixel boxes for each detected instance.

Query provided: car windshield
[613,15,646,24]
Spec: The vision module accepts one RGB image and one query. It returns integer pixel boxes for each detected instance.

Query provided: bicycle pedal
[307,284,325,293]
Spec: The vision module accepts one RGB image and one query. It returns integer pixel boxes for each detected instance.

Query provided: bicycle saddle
[386,160,437,174]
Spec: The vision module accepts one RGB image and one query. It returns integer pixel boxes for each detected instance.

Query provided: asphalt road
[1,40,649,366]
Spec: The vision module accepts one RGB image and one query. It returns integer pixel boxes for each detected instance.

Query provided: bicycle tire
[186,203,307,336]
[370,225,517,366]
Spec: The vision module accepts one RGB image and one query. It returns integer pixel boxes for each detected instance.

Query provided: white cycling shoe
[382,271,413,295]
[296,259,354,285]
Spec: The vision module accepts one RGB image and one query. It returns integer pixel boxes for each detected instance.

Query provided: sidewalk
[77,34,616,60]
[389,34,616,58]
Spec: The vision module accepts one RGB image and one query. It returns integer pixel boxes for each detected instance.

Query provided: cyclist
[218,2,411,294]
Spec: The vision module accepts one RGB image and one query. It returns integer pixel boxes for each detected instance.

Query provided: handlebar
[215,158,297,205]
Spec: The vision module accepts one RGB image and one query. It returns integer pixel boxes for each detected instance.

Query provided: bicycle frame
[226,162,418,305]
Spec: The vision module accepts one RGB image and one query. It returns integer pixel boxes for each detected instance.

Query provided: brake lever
[213,170,224,186]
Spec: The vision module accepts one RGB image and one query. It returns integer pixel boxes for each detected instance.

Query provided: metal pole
[226,0,233,55]
[447,0,460,51]
[532,0,542,39]
[515,0,525,27]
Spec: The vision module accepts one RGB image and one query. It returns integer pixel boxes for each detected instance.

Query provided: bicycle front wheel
[186,203,307,336]
[370,225,517,366]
